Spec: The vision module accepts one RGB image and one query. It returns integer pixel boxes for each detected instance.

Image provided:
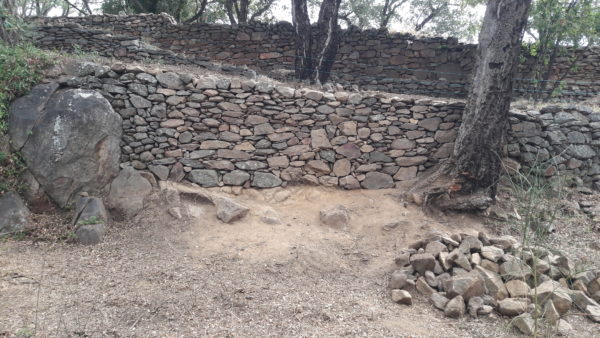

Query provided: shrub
[0,43,54,133]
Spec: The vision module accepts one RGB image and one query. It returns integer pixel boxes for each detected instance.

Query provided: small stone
[188,169,219,187]
[505,280,530,298]
[475,266,508,300]
[75,223,104,245]
[360,172,394,189]
[410,253,436,275]
[391,289,412,305]
[489,235,518,250]
[252,172,282,188]
[425,241,448,258]
[467,296,484,317]
[543,299,560,324]
[478,305,494,315]
[444,271,485,301]
[0,192,31,235]
[498,298,529,317]
[444,295,465,319]
[214,197,249,223]
[481,246,504,262]
[416,277,436,297]
[458,236,482,253]
[557,319,573,336]
[431,292,450,310]
[319,205,349,229]
[389,270,409,289]
[512,313,535,335]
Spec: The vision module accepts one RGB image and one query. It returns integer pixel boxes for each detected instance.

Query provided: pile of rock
[389,232,600,335]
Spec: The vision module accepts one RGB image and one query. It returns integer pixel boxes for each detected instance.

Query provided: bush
[0,43,54,133]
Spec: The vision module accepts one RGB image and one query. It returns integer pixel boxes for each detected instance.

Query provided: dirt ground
[1,184,599,337]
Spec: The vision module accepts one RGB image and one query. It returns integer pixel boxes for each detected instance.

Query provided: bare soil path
[0,186,597,337]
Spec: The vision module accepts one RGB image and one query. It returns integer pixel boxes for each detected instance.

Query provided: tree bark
[451,0,532,197]
[185,0,209,23]
[0,0,20,45]
[312,0,341,84]
[291,0,312,80]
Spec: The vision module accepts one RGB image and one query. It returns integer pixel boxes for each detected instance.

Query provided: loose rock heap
[389,232,600,335]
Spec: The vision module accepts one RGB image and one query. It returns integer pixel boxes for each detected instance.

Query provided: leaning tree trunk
[451,0,532,198]
[291,0,312,80]
[406,0,532,211]
[312,0,341,84]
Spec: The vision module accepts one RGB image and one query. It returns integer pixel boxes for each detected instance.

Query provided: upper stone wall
[53,62,600,190]
[31,14,600,100]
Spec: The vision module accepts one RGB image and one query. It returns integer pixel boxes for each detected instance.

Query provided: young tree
[291,0,341,83]
[410,0,533,210]
[523,0,600,101]
[1,0,21,45]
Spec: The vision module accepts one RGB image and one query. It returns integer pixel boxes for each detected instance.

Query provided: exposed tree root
[401,160,494,213]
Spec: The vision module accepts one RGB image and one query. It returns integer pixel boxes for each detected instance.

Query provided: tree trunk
[452,0,532,197]
[0,0,20,45]
[312,0,341,84]
[291,0,312,80]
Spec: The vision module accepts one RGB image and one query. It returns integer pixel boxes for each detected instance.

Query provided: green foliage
[0,150,27,194]
[77,215,104,225]
[524,0,600,100]
[0,43,53,133]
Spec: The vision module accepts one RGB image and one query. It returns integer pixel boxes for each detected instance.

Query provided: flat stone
[143,158,169,177]
[481,246,504,262]
[335,143,361,159]
[394,166,418,181]
[425,241,448,257]
[252,172,282,188]
[475,266,508,300]
[498,298,529,316]
[188,169,219,187]
[391,289,412,305]
[223,170,250,186]
[361,172,394,189]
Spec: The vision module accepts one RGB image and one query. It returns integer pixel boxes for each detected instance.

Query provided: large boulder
[10,87,122,207]
[0,192,31,235]
[107,167,152,220]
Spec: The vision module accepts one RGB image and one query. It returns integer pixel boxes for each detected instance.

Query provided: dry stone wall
[31,14,600,100]
[56,62,600,190]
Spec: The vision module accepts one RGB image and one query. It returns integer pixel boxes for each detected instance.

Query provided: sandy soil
[1,184,599,337]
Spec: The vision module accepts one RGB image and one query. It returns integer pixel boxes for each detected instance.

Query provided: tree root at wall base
[402,161,494,213]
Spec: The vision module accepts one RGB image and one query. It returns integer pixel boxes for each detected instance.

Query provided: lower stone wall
[57,62,600,190]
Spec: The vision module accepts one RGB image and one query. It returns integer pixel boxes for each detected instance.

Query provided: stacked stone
[61,62,462,189]
[30,13,600,101]
[34,24,255,78]
[507,105,600,189]
[390,232,600,335]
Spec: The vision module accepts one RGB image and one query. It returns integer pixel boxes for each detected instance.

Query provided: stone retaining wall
[58,62,600,190]
[31,14,600,100]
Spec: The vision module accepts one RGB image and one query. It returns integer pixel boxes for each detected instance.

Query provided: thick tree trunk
[291,0,312,80]
[452,0,532,197]
[312,0,341,84]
